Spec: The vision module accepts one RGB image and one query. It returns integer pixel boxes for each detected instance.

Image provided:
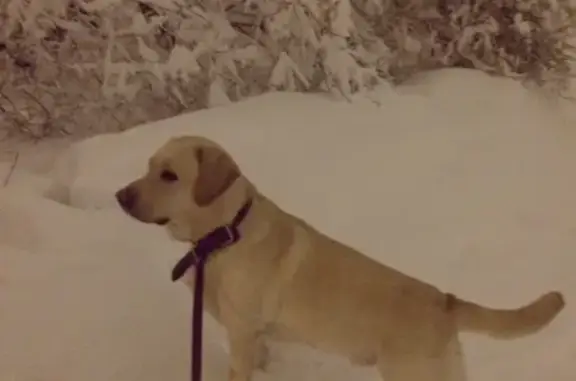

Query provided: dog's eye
[160,169,178,182]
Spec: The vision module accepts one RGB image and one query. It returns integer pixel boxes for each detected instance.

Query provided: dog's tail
[448,291,565,339]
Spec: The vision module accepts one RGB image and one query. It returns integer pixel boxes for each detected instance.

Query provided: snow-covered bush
[1,0,575,139]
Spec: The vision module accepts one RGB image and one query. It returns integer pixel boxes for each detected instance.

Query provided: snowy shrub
[0,0,575,139]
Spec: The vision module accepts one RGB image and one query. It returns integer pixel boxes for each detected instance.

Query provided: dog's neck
[168,178,261,243]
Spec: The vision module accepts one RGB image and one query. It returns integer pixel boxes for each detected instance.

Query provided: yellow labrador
[115,135,565,381]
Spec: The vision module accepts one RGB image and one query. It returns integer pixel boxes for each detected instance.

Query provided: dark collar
[171,199,253,282]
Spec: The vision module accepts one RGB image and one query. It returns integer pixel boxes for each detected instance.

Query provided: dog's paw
[256,344,271,371]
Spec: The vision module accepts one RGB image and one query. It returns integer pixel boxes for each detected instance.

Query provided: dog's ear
[193,145,240,207]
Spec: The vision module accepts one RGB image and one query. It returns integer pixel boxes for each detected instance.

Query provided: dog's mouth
[154,218,170,226]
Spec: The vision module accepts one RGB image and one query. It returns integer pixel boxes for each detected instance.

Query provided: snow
[1,69,575,381]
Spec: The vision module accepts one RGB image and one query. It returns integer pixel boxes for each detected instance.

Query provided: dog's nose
[115,186,138,211]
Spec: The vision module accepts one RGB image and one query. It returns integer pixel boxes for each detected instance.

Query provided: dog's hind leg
[376,336,467,381]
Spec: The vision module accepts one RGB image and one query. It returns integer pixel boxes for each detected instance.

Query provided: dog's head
[115,136,249,242]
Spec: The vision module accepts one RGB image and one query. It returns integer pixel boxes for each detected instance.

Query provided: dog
[115,135,565,381]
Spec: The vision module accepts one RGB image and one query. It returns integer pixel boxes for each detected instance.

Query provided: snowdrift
[1,69,575,381]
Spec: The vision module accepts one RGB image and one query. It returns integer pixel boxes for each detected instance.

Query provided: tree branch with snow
[0,0,574,140]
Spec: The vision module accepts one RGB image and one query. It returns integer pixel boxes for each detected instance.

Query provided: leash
[171,200,253,381]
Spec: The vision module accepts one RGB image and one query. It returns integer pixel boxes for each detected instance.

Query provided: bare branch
[3,151,19,187]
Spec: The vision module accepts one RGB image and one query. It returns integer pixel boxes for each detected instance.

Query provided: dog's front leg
[226,327,261,381]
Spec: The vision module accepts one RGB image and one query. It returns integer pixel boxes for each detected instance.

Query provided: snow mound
[0,191,42,252]
[48,70,575,212]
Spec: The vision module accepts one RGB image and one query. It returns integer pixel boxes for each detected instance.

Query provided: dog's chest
[183,247,270,323]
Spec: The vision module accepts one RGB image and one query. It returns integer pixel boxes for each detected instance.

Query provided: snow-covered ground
[1,69,575,381]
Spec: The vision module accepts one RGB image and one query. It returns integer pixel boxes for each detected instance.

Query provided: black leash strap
[171,200,253,381]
